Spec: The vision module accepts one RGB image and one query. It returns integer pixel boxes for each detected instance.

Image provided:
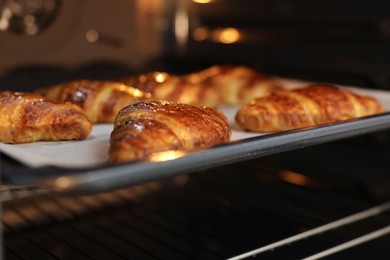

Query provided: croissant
[109,100,231,163]
[186,65,284,105]
[121,71,222,107]
[120,65,283,107]
[0,91,92,143]
[35,80,151,123]
[235,84,385,133]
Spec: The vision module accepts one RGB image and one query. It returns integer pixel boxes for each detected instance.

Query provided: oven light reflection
[192,0,213,4]
[85,29,99,43]
[53,176,76,190]
[278,170,310,186]
[153,72,168,83]
[193,27,209,41]
[193,27,241,44]
[118,83,151,98]
[0,8,12,31]
[148,150,187,162]
[212,27,241,44]
[174,0,189,50]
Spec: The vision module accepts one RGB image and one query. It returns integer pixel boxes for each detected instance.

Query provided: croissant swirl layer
[109,100,232,163]
[121,65,283,107]
[235,84,385,133]
[0,91,92,143]
[36,80,151,123]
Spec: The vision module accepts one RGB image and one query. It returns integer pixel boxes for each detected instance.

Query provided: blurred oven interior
[1,0,390,259]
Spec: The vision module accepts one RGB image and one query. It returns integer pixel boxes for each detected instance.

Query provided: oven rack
[3,164,390,259]
[0,183,51,203]
[228,202,390,260]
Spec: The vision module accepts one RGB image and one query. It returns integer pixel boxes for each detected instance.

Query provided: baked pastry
[186,65,283,105]
[235,84,385,132]
[120,65,283,107]
[35,80,151,123]
[109,100,231,163]
[0,91,92,143]
[121,71,222,107]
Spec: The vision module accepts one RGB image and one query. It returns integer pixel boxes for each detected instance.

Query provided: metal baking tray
[2,86,390,193]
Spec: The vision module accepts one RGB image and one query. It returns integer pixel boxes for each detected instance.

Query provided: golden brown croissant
[121,71,222,107]
[120,65,283,107]
[35,80,151,123]
[0,91,92,143]
[235,84,385,133]
[109,100,231,163]
[187,65,284,105]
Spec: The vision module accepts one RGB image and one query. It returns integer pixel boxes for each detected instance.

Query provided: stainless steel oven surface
[1,0,390,259]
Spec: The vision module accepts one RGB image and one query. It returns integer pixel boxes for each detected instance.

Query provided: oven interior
[1,0,390,259]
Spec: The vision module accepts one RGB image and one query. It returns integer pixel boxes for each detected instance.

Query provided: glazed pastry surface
[235,84,385,132]
[121,65,283,107]
[36,80,151,123]
[0,91,92,143]
[109,100,231,163]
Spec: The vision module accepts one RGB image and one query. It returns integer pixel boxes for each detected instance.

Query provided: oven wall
[183,0,390,89]
[1,0,390,90]
[0,0,173,77]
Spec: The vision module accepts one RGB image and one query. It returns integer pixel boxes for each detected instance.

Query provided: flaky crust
[0,91,92,143]
[120,65,283,107]
[36,80,151,123]
[235,84,385,132]
[109,100,231,163]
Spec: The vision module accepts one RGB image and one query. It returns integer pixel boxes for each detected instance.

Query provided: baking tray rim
[2,111,390,193]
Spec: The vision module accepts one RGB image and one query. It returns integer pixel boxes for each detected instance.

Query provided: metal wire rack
[2,161,390,260]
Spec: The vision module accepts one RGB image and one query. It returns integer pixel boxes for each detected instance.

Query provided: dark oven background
[1,1,390,259]
[1,0,390,90]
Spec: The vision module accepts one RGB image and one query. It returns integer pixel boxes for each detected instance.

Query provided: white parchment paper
[0,124,113,168]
